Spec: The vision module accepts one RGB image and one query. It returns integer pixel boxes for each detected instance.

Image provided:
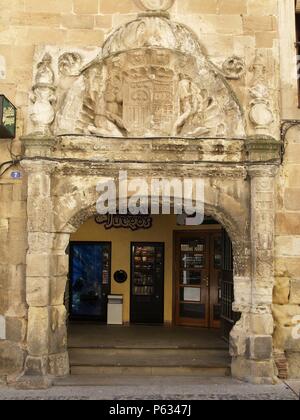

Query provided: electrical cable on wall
[0,139,23,178]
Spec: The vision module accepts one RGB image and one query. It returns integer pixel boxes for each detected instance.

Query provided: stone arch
[49,180,251,369]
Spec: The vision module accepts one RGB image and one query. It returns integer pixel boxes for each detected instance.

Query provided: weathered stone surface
[50,276,68,306]
[250,314,274,336]
[24,355,48,376]
[49,306,67,355]
[290,279,300,305]
[5,317,27,343]
[273,326,300,352]
[273,305,300,327]
[246,336,273,361]
[27,307,49,356]
[273,277,290,305]
[286,352,300,379]
[26,277,50,307]
[0,342,25,375]
[231,357,278,384]
[48,352,69,377]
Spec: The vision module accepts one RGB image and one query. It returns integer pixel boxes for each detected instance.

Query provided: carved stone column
[16,136,69,388]
[231,164,279,384]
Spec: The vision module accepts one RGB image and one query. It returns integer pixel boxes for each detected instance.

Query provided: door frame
[130,241,165,324]
[69,241,112,322]
[172,229,222,328]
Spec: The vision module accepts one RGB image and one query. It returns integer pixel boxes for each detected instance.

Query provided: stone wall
[274,125,300,379]
[0,0,299,381]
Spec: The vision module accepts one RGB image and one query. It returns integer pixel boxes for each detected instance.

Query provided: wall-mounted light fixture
[0,95,16,139]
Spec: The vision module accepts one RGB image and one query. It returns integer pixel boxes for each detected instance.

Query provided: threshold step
[53,375,232,387]
[69,366,231,377]
[69,348,230,368]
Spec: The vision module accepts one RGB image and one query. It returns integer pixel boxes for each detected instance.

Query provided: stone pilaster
[15,137,69,388]
[231,164,279,384]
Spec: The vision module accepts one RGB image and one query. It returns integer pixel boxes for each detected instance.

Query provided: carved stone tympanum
[30,5,246,139]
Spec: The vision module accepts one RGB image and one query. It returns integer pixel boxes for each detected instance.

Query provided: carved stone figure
[30,54,56,135]
[51,7,246,138]
[58,52,82,77]
[249,52,274,133]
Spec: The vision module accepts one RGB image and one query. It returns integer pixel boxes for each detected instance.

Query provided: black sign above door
[95,214,152,231]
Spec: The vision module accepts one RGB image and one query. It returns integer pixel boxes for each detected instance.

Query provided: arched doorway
[65,214,234,377]
[17,159,280,389]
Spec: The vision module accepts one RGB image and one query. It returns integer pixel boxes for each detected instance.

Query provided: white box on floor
[107,295,123,325]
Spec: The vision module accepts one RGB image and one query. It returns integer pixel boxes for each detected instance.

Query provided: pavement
[0,376,299,400]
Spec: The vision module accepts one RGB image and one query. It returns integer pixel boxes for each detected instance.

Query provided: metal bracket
[280,119,300,163]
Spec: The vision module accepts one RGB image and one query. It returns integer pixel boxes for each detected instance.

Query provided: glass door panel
[175,233,209,327]
[69,242,111,321]
[131,243,164,324]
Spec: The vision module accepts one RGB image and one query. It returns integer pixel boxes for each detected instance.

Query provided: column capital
[20,159,58,175]
[21,135,57,159]
[247,164,279,179]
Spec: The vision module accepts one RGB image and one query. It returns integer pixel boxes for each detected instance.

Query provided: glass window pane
[180,287,201,302]
[181,253,204,269]
[181,270,202,285]
[180,303,205,319]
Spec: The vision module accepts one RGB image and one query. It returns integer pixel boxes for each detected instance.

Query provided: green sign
[0,95,16,139]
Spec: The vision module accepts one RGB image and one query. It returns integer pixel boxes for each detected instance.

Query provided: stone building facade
[0,0,299,388]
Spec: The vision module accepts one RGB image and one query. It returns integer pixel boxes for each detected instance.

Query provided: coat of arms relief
[29,0,252,139]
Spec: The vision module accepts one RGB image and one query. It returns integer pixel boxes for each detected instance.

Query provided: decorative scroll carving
[58,52,82,77]
[30,54,56,135]
[95,214,153,231]
[249,52,274,134]
[222,56,245,80]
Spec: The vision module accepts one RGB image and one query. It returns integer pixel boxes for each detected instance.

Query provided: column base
[231,357,279,385]
[48,352,70,377]
[10,355,52,389]
[13,374,53,390]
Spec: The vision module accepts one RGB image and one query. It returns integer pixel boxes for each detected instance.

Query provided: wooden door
[174,232,210,327]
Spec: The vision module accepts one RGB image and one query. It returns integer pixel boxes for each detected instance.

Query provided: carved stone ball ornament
[134,0,175,11]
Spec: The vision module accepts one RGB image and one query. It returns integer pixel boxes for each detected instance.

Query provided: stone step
[70,366,231,377]
[68,348,231,377]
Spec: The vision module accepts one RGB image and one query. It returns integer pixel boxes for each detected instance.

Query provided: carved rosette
[30,53,56,135]
[222,56,245,80]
